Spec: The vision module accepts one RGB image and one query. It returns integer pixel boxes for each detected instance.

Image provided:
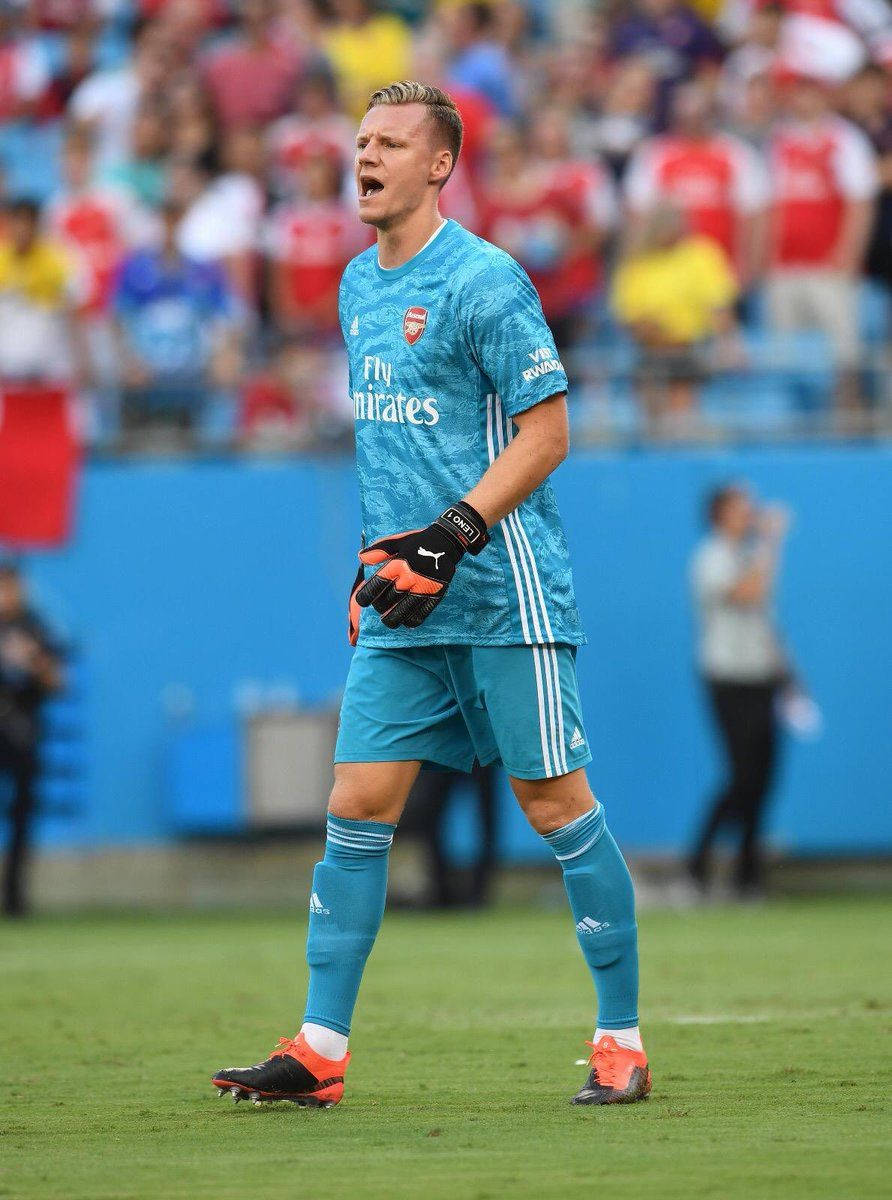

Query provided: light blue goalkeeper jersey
[339,218,584,649]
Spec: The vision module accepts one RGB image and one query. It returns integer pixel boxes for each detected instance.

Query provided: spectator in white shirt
[689,484,789,897]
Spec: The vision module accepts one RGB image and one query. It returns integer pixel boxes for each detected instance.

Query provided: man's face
[847,70,885,121]
[719,491,753,539]
[242,0,272,33]
[672,84,712,137]
[640,0,675,18]
[9,211,37,253]
[786,78,828,122]
[355,103,450,229]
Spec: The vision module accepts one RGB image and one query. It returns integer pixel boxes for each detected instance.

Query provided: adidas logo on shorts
[576,916,610,935]
[309,892,330,915]
[569,727,585,751]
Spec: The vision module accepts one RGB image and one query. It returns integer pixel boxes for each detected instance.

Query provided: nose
[357,140,379,167]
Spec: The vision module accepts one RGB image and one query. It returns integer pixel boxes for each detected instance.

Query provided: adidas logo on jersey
[350,315,359,336]
[569,727,585,751]
[309,892,330,915]
[576,916,610,934]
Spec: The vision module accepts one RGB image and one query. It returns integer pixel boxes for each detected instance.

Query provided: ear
[429,148,453,186]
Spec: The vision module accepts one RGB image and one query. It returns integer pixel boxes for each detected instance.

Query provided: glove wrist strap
[435,501,489,556]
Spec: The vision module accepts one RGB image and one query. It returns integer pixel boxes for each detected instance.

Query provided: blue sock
[542,804,639,1029]
[303,814,395,1037]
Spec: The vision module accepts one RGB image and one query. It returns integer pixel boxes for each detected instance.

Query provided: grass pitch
[1,895,889,1200]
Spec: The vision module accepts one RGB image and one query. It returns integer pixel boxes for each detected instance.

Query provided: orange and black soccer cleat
[212,1033,350,1108]
[355,501,489,631]
[570,1035,652,1105]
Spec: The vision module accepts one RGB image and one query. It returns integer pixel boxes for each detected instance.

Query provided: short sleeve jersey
[339,218,584,648]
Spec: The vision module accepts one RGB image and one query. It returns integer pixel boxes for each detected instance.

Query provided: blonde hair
[366,80,463,183]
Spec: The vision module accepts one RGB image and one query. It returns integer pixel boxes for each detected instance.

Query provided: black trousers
[690,679,780,890]
[1,736,38,916]
[402,763,497,908]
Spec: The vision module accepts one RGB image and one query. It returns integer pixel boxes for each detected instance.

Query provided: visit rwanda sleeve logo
[403,306,428,345]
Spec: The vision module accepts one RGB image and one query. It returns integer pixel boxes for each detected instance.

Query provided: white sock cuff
[594,1025,643,1052]
[301,1022,349,1060]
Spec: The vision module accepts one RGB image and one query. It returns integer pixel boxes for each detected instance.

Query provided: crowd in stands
[0,0,888,447]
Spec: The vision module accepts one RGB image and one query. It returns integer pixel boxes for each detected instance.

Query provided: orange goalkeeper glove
[354,502,489,632]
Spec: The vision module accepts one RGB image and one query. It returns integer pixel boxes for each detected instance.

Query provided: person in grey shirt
[688,483,789,896]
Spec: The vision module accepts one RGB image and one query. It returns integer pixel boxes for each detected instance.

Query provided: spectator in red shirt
[202,0,303,130]
[530,105,617,284]
[45,129,152,430]
[766,70,878,409]
[265,150,366,338]
[240,336,314,451]
[625,81,770,285]
[267,70,356,201]
[480,120,609,348]
[46,131,141,320]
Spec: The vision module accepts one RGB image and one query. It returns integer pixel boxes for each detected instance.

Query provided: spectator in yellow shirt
[0,199,83,384]
[612,203,740,433]
[323,1,412,120]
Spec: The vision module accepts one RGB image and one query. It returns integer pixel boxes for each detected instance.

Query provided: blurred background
[0,0,889,915]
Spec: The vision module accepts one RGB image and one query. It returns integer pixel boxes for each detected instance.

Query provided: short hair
[6,198,40,223]
[366,80,463,184]
[706,484,745,526]
[465,2,495,34]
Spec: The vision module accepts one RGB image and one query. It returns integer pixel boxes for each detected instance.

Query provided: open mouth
[359,176,385,200]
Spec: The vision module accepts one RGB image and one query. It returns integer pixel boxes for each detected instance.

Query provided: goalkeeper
[212,81,650,1111]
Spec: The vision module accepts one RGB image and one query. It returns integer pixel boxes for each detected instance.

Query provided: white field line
[574,1011,824,1059]
[669,1013,777,1025]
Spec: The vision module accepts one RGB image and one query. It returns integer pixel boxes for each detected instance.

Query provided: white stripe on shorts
[487,392,570,776]
[499,398,569,775]
[487,392,552,773]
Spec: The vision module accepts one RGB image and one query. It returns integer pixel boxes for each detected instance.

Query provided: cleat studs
[216,1087,226,1097]
[321,1102,333,1109]
[249,1092,262,1106]
[230,1087,242,1103]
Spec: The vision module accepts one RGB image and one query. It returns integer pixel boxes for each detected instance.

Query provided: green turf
[1,895,889,1200]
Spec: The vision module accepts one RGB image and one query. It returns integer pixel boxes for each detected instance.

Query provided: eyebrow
[356,129,411,147]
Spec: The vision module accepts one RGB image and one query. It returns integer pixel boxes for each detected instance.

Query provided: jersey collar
[374,218,455,280]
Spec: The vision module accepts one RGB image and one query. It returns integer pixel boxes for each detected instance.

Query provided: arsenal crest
[403,306,428,345]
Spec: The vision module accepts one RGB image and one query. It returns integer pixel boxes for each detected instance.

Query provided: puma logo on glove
[354,502,489,631]
[417,548,445,571]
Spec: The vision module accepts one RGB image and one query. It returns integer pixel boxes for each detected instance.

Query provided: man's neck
[377,206,445,270]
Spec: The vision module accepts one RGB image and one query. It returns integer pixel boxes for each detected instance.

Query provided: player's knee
[328,763,406,824]
[328,783,387,823]
[511,769,596,835]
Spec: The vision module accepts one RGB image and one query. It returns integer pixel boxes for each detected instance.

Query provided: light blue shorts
[335,644,592,780]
